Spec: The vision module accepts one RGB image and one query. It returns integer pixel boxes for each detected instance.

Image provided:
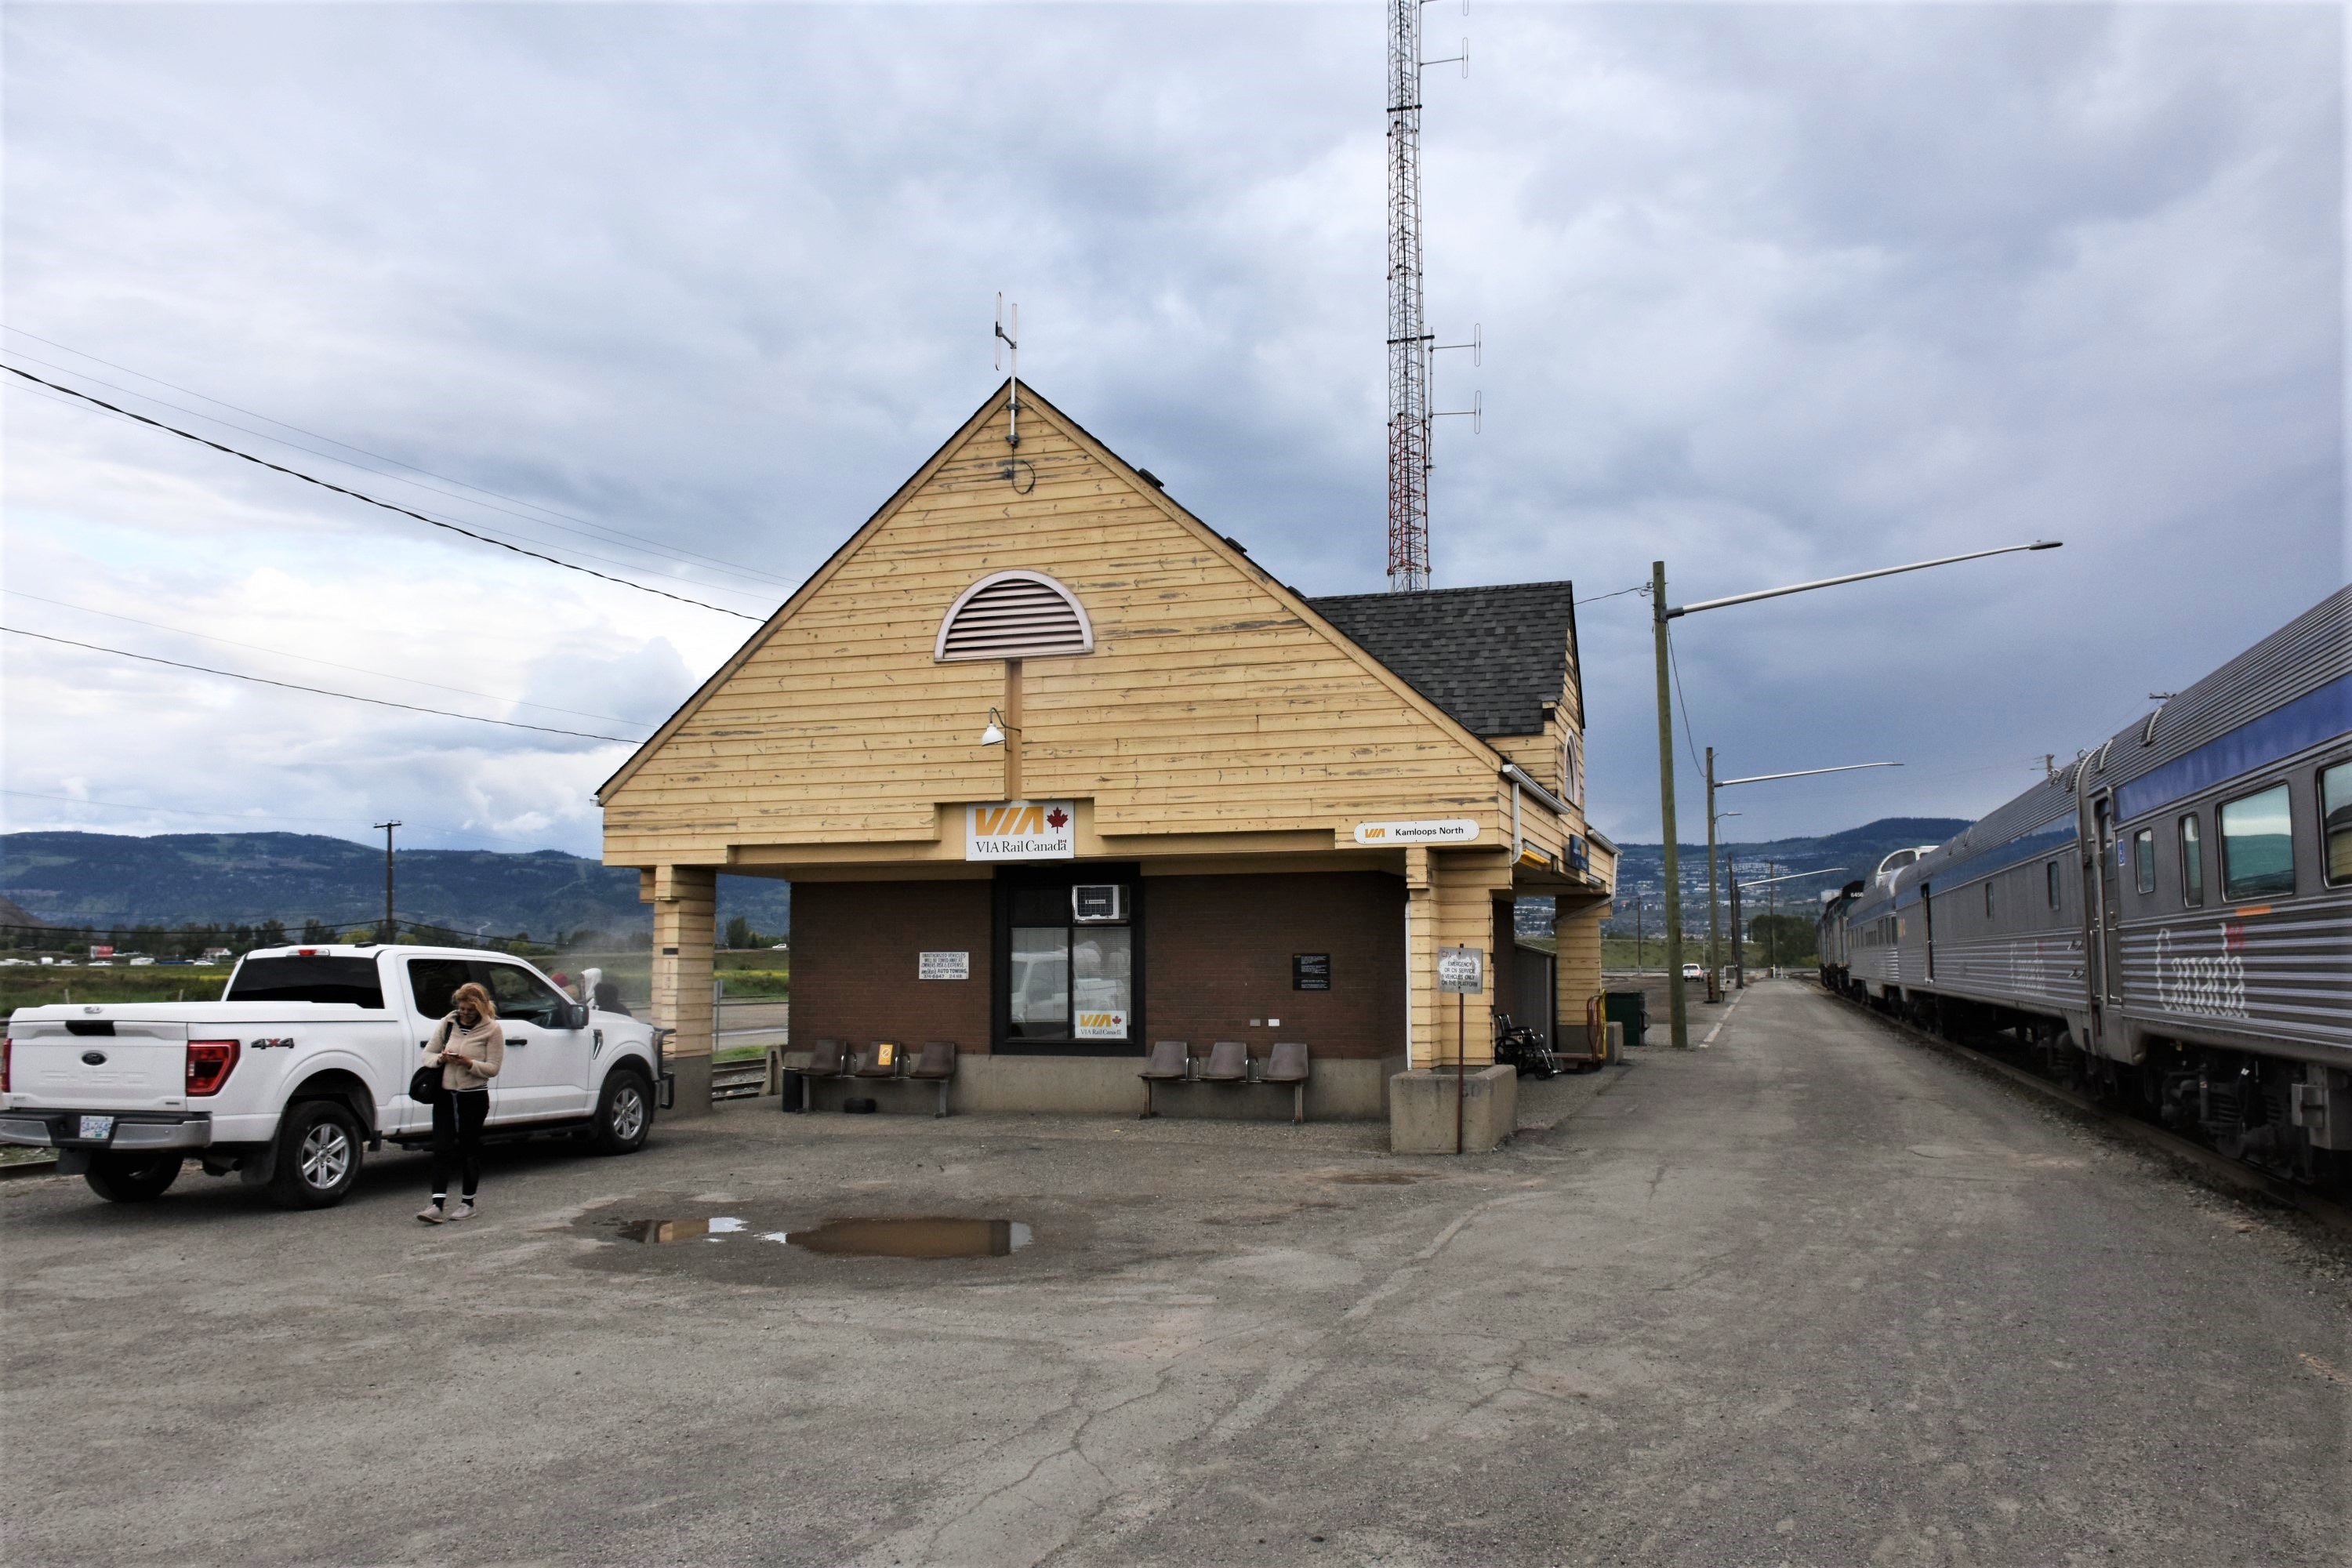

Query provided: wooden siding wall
[604,402,1505,862]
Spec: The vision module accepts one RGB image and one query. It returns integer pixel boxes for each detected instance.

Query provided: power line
[4,587,646,727]
[2,626,647,743]
[3,345,793,599]
[1576,583,1650,607]
[2,328,803,590]
[1664,624,1708,780]
[1,364,762,620]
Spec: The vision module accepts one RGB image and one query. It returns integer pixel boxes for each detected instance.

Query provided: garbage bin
[1604,990,1650,1048]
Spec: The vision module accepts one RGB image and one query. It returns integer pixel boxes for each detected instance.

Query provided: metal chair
[1262,1041,1312,1123]
[1199,1040,1250,1083]
[1138,1040,1192,1117]
[851,1041,903,1080]
[907,1040,958,1118]
[797,1037,850,1112]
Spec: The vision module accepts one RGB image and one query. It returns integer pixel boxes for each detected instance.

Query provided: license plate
[77,1115,114,1142]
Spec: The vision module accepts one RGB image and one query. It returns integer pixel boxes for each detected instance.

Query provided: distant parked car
[1680,962,1704,982]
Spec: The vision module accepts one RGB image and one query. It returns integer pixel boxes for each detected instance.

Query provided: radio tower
[1385,0,1432,592]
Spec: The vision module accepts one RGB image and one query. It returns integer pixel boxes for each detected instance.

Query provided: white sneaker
[445,1200,475,1221]
[416,1203,445,1224]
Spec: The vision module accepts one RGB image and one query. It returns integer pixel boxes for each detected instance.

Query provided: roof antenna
[994,294,1021,451]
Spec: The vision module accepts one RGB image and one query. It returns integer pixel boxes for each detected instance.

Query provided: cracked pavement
[3,979,2347,1566]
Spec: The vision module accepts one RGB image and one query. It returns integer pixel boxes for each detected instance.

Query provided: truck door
[478,961,592,1121]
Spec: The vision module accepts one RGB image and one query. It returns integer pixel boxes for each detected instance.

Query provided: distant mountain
[1596,816,1971,934]
[0,832,790,942]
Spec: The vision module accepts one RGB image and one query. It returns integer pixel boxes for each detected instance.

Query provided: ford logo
[81,1051,107,1066]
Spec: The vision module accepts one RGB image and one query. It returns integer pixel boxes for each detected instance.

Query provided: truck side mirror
[566,1002,591,1031]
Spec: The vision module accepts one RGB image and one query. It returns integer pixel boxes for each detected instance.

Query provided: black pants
[430,1087,489,1200]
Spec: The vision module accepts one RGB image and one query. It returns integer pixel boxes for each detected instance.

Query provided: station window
[1000,873,1136,1049]
[2046,859,2060,909]
[2132,828,2155,895]
[2220,783,2295,900]
[2179,813,2203,906]
[2324,760,2351,887]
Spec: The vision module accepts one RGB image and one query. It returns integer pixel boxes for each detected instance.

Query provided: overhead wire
[1,328,801,590]
[2,626,648,743]
[2,343,797,597]
[1,365,764,620]
[3,587,648,727]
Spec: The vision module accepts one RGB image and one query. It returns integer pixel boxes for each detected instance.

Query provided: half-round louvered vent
[935,571,1095,662]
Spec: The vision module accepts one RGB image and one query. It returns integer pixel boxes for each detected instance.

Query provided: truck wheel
[591,1069,652,1155]
[268,1101,364,1210]
[85,1153,183,1203]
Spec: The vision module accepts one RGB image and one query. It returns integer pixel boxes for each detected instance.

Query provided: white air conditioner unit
[1072,884,1127,923]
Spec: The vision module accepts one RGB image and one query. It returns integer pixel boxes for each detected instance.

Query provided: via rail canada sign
[967,800,1076,860]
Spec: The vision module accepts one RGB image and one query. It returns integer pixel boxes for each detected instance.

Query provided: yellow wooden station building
[599,382,1616,1123]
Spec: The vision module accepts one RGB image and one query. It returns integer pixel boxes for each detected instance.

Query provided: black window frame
[2132,827,2156,895]
[2178,811,2204,907]
[1983,881,1994,919]
[2217,781,2296,902]
[2321,757,2352,890]
[2046,858,2060,910]
[990,862,1145,1057]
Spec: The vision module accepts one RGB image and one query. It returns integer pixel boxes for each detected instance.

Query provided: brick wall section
[1145,872,1406,1059]
[792,879,993,1054]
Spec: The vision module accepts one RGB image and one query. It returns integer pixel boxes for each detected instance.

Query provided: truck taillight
[186,1040,240,1097]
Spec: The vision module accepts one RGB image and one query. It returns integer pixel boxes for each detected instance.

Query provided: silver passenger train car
[1821,586,2351,1178]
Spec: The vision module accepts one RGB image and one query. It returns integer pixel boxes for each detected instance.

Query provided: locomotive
[1820,586,2350,1182]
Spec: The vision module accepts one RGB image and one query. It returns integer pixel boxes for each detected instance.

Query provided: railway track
[1822,982,2352,1243]
[712,1060,770,1101]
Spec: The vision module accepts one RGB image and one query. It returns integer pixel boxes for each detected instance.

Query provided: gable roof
[1306,582,1577,738]
[597,380,1515,804]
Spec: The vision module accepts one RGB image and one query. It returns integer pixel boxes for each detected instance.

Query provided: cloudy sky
[4,2,2343,859]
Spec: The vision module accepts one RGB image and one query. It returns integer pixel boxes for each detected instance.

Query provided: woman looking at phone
[417,981,503,1223]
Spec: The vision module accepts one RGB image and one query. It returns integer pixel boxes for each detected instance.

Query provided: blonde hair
[452,982,496,1020]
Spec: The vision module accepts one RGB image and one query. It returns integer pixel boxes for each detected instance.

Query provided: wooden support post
[648,864,717,1116]
[1003,658,1024,801]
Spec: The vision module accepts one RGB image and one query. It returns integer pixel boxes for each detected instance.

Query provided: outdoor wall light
[978,707,1020,746]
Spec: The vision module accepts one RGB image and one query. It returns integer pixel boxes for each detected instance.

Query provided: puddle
[782,1218,1032,1258]
[617,1215,748,1243]
[608,1214,1031,1258]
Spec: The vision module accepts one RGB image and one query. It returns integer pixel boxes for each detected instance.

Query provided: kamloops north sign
[966,800,1076,860]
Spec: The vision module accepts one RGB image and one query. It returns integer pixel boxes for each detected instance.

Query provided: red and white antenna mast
[1386,0,1477,593]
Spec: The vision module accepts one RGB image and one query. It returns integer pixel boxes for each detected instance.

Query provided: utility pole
[1767,861,1780,978]
[1729,855,1743,990]
[1652,561,1689,1047]
[1704,747,1721,1005]
[372,821,401,945]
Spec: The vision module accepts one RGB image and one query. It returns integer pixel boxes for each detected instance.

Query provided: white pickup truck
[0,944,669,1209]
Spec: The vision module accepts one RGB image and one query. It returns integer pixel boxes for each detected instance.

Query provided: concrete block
[664,1054,713,1118]
[1388,1065,1518,1154]
[1604,1022,1624,1062]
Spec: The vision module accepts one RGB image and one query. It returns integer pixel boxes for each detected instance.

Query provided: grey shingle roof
[1305,580,1577,738]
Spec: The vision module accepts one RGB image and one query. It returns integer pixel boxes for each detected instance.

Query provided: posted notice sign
[1437,946,1486,994]
[967,800,1076,860]
[1353,818,1479,846]
[918,951,971,981]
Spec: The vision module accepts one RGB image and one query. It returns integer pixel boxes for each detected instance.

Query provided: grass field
[2,966,229,1014]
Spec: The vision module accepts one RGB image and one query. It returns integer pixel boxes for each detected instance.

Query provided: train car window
[2132,829,2155,895]
[2220,784,2295,900]
[2323,760,2351,887]
[2046,859,2060,909]
[2178,815,2204,906]
[1983,882,1994,918]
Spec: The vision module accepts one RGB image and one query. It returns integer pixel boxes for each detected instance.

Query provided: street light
[1650,539,2060,1047]
[1703,757,1899,1004]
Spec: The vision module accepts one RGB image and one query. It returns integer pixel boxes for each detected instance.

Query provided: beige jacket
[426,1014,506,1091]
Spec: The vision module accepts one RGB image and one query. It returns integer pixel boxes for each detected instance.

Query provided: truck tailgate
[7,1018,191,1111]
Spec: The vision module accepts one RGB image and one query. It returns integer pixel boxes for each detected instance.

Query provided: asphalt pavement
[2,978,2345,1566]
